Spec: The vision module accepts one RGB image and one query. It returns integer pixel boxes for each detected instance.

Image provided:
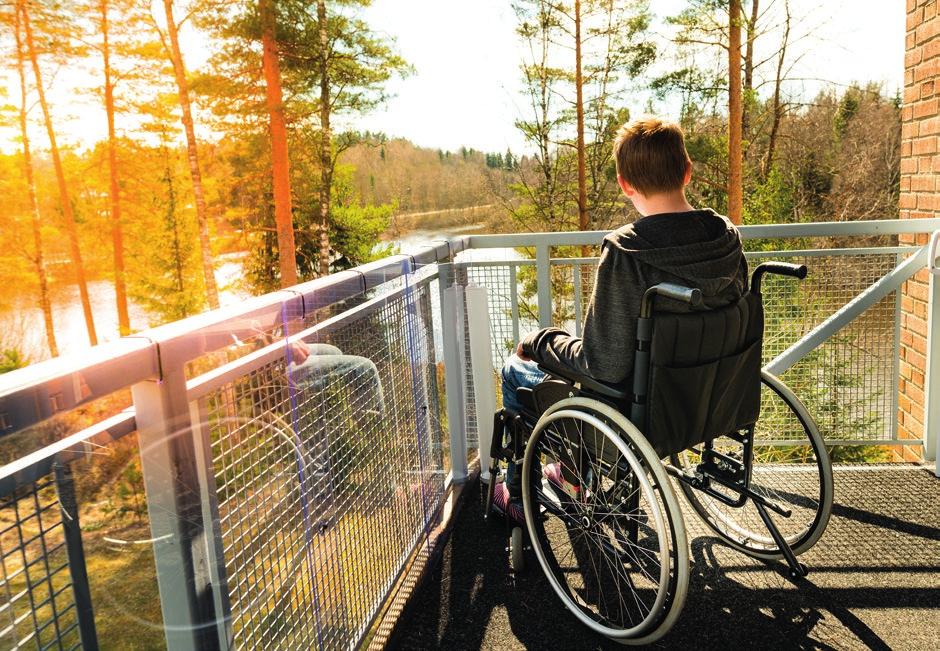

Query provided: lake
[0,226,521,362]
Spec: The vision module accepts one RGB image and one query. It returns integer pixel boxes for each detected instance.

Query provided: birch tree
[153,0,220,308]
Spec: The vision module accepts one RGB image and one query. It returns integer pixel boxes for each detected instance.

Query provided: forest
[0,0,900,367]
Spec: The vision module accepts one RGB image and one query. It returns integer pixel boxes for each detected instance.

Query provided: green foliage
[329,164,397,269]
[128,140,206,324]
[743,167,794,226]
[0,349,28,374]
[508,0,654,233]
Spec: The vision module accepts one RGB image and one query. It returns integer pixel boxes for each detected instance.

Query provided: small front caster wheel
[510,526,525,573]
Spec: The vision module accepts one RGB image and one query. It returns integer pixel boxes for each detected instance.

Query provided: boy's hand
[288,340,310,363]
[515,341,531,361]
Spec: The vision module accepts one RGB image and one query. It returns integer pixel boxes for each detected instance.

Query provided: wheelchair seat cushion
[645,292,763,457]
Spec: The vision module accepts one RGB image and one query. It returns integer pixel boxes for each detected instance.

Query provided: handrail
[0,219,933,439]
[463,217,940,249]
[0,240,459,438]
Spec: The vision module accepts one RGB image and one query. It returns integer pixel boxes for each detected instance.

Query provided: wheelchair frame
[484,262,834,644]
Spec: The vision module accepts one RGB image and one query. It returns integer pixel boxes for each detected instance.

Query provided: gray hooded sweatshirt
[521,209,748,386]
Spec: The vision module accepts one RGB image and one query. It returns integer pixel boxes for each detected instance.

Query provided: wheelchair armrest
[536,360,629,401]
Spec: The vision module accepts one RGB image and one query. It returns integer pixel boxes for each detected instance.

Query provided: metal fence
[0,220,938,649]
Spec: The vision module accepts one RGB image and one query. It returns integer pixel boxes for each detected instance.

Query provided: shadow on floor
[392,468,940,650]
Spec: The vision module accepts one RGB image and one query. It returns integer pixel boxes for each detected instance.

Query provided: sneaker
[543,462,582,501]
[490,480,525,524]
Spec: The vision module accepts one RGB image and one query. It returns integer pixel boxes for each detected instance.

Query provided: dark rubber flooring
[392,465,940,650]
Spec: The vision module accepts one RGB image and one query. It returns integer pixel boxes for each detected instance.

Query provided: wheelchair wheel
[510,526,525,572]
[671,370,833,559]
[522,398,688,645]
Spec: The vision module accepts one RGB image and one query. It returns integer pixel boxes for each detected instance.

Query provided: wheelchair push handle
[751,262,807,294]
[641,283,703,317]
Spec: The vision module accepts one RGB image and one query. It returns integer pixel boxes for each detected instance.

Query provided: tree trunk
[317,0,332,277]
[161,0,220,308]
[742,0,758,138]
[101,0,130,335]
[14,3,57,358]
[21,0,97,345]
[574,0,589,253]
[762,0,790,179]
[727,0,744,225]
[260,0,298,287]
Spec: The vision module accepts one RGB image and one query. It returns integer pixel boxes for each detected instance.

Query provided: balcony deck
[393,464,940,650]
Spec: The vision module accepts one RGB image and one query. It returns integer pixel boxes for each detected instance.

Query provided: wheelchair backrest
[643,291,764,457]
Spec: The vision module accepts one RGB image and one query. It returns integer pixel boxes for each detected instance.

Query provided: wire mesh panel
[754,251,902,444]
[465,247,907,447]
[203,271,447,650]
[0,478,80,650]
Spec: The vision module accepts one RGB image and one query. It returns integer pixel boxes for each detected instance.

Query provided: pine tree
[12,3,57,357]
[19,0,98,346]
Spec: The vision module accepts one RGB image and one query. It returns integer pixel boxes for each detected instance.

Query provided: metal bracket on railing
[929,230,940,275]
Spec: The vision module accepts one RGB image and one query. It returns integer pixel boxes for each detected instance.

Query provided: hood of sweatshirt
[603,209,747,301]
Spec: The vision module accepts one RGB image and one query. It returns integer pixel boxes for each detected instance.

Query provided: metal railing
[455,219,940,457]
[0,219,937,649]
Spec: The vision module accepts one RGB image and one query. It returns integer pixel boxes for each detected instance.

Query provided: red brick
[914,59,940,81]
[911,174,935,191]
[913,98,939,118]
[909,6,925,31]
[926,38,940,60]
[920,116,940,135]
[908,350,927,374]
[917,193,940,210]
[925,1,938,20]
[908,281,930,301]
[917,18,939,44]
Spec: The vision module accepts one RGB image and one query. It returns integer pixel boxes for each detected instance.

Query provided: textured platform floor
[391,465,940,650]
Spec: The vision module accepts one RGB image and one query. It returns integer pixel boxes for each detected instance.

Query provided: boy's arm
[520,243,639,385]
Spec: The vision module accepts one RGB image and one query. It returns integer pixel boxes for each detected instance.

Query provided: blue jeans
[288,343,385,415]
[501,353,547,413]
[500,354,546,501]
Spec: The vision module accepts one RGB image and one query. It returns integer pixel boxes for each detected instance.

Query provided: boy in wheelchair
[497,117,748,511]
[486,118,831,644]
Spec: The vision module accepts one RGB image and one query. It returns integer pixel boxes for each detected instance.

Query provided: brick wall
[899,0,939,460]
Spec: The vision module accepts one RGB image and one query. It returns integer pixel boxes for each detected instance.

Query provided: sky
[1,0,906,156]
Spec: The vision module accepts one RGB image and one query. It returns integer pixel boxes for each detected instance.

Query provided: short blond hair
[613,117,691,195]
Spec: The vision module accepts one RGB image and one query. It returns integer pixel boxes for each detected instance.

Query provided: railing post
[132,366,223,650]
[53,462,98,650]
[465,284,496,481]
[189,398,233,649]
[536,243,552,328]
[925,260,940,474]
[440,262,468,482]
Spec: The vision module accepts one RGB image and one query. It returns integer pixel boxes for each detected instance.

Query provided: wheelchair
[484,262,834,645]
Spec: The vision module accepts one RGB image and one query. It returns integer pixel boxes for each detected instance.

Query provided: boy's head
[613,117,692,201]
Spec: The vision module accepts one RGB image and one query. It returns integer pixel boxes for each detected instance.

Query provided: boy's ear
[617,174,636,197]
[683,161,693,186]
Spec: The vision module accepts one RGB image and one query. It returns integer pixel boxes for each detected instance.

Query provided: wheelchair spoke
[670,373,832,558]
[524,405,683,638]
